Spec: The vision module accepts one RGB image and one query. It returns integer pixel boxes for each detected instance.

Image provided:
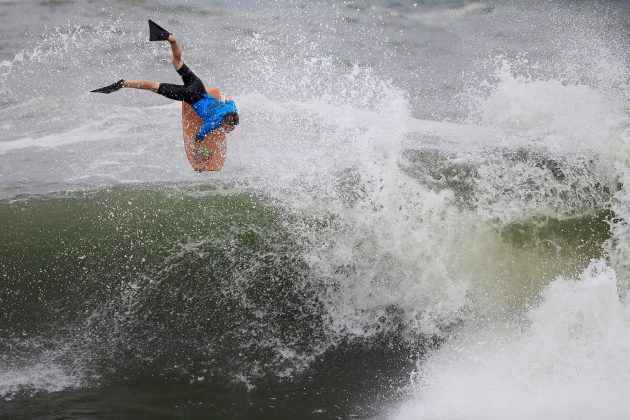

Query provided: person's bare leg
[117,35,181,93]
[122,80,160,92]
[168,34,184,71]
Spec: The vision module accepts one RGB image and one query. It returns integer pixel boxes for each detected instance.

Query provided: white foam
[407,2,494,27]
[0,102,179,155]
[473,60,625,154]
[389,29,630,419]
[602,115,630,287]
[0,361,81,401]
[391,260,630,420]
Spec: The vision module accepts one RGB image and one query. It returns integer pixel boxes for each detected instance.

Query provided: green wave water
[0,181,613,417]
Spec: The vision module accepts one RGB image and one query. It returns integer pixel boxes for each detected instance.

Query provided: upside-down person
[92,20,239,168]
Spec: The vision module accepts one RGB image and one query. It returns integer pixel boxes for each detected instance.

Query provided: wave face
[1,0,629,418]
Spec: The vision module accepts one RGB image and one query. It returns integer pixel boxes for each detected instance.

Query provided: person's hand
[168,34,177,43]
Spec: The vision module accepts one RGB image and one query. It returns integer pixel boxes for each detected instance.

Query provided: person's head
[221,99,239,133]
[221,112,239,133]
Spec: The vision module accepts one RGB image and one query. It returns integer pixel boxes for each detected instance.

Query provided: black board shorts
[157,63,207,105]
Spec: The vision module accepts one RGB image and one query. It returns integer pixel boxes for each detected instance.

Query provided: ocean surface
[1,0,629,418]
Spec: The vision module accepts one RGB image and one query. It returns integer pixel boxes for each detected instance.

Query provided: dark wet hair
[223,112,239,126]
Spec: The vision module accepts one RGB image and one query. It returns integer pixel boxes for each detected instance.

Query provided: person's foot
[168,34,177,43]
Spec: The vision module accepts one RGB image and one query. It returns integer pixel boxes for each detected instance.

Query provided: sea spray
[393,260,630,420]
[391,14,630,417]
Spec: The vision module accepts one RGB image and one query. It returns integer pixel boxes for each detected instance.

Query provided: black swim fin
[149,19,170,41]
[90,79,124,94]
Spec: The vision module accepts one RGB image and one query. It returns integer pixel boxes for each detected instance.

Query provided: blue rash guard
[192,94,238,141]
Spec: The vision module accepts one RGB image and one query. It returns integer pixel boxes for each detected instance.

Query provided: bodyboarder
[92,20,239,170]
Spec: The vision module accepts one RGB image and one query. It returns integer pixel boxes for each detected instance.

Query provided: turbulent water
[1,0,629,418]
